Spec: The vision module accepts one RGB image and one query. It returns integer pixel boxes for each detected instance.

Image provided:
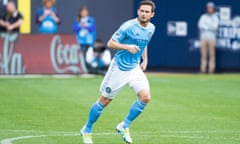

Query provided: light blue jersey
[112,18,155,71]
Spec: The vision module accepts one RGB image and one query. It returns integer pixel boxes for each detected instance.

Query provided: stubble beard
[138,17,150,27]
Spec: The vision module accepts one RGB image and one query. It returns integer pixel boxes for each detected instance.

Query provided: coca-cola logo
[50,35,87,74]
[0,33,25,75]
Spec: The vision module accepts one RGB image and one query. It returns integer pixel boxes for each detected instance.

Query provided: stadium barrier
[0,34,87,75]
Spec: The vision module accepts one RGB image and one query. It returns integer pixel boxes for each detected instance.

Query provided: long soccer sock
[84,100,105,133]
[123,99,147,128]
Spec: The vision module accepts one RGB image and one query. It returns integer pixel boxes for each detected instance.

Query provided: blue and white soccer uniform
[100,18,155,99]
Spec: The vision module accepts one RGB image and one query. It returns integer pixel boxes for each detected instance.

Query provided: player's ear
[137,9,140,15]
[151,12,155,18]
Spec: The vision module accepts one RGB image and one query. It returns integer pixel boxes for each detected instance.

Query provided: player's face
[138,5,154,24]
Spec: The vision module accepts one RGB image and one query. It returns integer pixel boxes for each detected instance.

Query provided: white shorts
[100,59,150,99]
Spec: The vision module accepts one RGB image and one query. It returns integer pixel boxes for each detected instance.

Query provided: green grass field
[0,74,240,144]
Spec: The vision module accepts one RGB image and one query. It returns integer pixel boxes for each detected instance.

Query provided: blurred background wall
[135,0,240,71]
[1,0,240,73]
[4,0,134,39]
[30,0,134,39]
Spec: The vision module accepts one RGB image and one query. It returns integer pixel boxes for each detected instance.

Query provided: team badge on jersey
[105,86,112,94]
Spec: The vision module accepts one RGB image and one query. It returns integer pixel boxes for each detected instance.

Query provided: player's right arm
[107,23,139,54]
[107,39,139,54]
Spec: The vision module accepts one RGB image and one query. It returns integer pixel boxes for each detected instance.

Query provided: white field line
[0,129,240,134]
[1,133,240,144]
[0,129,240,144]
[1,135,47,144]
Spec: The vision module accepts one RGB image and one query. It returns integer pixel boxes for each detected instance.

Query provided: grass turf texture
[0,74,239,144]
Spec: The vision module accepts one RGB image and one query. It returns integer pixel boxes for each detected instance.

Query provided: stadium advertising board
[0,34,87,75]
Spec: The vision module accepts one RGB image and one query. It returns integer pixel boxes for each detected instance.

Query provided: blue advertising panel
[135,0,240,69]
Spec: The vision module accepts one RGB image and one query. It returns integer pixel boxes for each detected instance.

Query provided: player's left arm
[140,46,148,71]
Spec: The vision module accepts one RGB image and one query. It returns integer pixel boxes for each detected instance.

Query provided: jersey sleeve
[111,23,128,42]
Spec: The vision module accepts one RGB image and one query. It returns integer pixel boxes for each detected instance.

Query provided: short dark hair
[138,0,156,12]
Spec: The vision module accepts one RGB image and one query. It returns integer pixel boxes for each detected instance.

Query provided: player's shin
[123,99,147,128]
[84,100,105,133]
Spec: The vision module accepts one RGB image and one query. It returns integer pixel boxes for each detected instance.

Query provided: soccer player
[80,0,155,143]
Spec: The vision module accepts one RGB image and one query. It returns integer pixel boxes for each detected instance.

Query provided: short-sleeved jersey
[112,18,155,71]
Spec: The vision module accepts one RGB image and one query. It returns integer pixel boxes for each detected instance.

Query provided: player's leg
[116,89,150,144]
[81,96,113,144]
[116,66,150,144]
[82,60,122,133]
[119,90,150,128]
[123,67,150,129]
[83,96,111,133]
[80,96,109,144]
[81,60,128,144]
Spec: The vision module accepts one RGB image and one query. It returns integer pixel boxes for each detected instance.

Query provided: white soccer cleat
[80,126,93,144]
[116,122,133,144]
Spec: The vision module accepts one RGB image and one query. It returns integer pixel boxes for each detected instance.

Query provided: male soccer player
[80,0,155,143]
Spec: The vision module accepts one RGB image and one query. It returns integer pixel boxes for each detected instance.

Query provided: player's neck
[137,18,149,27]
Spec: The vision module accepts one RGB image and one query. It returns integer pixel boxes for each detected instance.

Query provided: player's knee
[99,96,112,106]
[141,95,151,103]
[138,90,151,103]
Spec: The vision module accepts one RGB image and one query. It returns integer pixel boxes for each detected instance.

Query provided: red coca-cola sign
[0,34,87,75]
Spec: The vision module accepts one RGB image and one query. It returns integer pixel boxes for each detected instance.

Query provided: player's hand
[140,61,148,71]
[126,45,140,54]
